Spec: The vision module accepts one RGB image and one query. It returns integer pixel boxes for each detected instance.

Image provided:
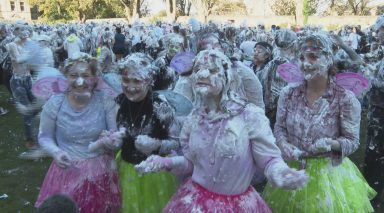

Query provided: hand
[276,168,308,190]
[103,127,125,150]
[266,161,308,190]
[135,135,160,155]
[309,138,339,154]
[135,155,172,174]
[280,143,305,161]
[53,150,72,168]
[88,127,126,152]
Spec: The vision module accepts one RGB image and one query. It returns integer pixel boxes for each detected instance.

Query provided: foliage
[323,0,372,16]
[213,0,248,15]
[271,0,297,15]
[271,0,319,16]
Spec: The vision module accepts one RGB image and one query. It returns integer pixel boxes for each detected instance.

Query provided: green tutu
[263,157,376,213]
[116,152,178,213]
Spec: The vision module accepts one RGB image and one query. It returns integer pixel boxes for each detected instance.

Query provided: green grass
[0,86,50,212]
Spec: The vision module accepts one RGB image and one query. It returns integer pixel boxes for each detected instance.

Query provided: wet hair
[35,194,79,213]
[116,27,121,34]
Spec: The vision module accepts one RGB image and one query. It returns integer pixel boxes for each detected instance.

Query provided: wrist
[330,140,341,151]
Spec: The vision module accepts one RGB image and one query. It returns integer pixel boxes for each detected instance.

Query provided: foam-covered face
[121,68,152,102]
[66,62,97,94]
[377,27,384,45]
[192,61,225,98]
[299,42,331,81]
[15,28,30,39]
[167,43,183,59]
[253,45,270,64]
[199,36,222,51]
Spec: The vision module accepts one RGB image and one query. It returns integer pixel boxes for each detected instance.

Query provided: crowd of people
[0,16,383,212]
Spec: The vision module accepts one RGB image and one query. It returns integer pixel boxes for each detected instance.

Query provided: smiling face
[253,45,270,64]
[299,41,331,81]
[121,68,152,102]
[66,62,97,94]
[192,59,225,98]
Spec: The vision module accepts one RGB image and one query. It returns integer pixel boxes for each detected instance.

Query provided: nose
[196,69,210,79]
[75,77,85,86]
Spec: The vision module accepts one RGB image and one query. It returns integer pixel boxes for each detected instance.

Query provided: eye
[299,55,305,61]
[307,53,318,60]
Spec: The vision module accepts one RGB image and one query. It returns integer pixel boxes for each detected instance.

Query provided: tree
[347,0,371,15]
[30,0,124,22]
[177,0,193,16]
[29,0,72,22]
[192,0,221,22]
[271,0,318,16]
[271,0,296,15]
[213,0,247,15]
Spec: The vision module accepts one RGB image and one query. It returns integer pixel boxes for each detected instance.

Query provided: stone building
[0,0,31,21]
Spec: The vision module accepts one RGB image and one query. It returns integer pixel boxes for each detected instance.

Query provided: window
[10,1,15,11]
[20,2,25,11]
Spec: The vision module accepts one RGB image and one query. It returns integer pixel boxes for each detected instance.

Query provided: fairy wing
[98,73,123,97]
[276,62,304,83]
[170,52,196,75]
[154,90,193,116]
[335,72,370,97]
[32,76,68,100]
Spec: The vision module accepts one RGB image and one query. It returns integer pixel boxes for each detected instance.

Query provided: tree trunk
[136,0,141,18]
[166,0,171,17]
[295,0,304,26]
[171,0,177,20]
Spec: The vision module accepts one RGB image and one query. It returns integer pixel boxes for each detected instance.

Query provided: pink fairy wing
[96,77,121,98]
[32,76,68,100]
[335,72,370,97]
[276,63,304,83]
[170,52,196,75]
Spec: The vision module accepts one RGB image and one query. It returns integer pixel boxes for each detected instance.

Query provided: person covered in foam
[115,53,180,213]
[135,49,308,212]
[263,32,376,212]
[35,54,122,212]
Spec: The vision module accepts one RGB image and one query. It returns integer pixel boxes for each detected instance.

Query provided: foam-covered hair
[275,29,297,48]
[193,49,245,111]
[102,30,114,43]
[298,31,333,56]
[373,15,384,31]
[162,33,184,49]
[117,52,158,81]
[63,53,98,75]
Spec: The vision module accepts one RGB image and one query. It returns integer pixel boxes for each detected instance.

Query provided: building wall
[0,0,31,21]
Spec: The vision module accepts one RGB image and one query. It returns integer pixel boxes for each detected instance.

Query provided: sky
[147,0,166,14]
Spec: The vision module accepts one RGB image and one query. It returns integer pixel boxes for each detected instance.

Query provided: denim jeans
[10,75,36,141]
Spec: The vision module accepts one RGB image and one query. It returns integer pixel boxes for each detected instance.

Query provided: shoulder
[241,104,271,133]
[43,94,66,118]
[334,85,360,110]
[280,83,302,99]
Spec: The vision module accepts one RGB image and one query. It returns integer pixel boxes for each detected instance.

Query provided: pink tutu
[163,179,271,213]
[35,154,121,213]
